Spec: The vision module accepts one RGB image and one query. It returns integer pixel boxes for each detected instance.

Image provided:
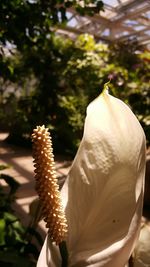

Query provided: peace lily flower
[35,88,146,267]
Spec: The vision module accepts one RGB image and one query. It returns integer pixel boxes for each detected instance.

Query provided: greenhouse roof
[57,0,150,49]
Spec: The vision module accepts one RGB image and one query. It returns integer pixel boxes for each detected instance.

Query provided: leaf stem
[129,254,134,267]
[59,241,68,267]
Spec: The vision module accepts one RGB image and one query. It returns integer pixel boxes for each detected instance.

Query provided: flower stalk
[129,255,134,267]
[59,241,69,267]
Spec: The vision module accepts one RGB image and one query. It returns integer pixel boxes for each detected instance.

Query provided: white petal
[61,92,146,266]
[37,235,61,267]
[37,92,146,267]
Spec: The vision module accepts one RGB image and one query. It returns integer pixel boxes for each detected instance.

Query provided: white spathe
[37,91,146,267]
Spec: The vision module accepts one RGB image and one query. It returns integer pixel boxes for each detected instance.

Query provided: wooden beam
[115,0,146,13]
[55,2,150,50]
[118,25,150,41]
[112,5,150,24]
[56,25,110,42]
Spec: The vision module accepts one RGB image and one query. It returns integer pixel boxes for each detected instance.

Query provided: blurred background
[0,1,150,266]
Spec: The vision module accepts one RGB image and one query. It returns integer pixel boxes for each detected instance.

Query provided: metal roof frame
[57,0,150,49]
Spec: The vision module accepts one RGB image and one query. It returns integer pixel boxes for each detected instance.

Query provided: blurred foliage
[0,0,104,154]
[0,34,150,154]
[0,0,103,49]
[0,0,149,154]
[58,36,150,152]
[0,164,43,267]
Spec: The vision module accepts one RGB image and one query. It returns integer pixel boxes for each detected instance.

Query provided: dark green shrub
[0,165,43,267]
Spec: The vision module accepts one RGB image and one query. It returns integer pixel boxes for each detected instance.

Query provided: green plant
[0,164,43,267]
[1,31,149,153]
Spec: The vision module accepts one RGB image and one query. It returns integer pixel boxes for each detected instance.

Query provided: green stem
[129,254,134,267]
[59,241,68,267]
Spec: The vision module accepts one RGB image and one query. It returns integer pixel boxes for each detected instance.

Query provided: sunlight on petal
[37,90,146,267]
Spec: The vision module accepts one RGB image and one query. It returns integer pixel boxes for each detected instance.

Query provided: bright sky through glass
[61,0,150,50]
[102,0,118,6]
